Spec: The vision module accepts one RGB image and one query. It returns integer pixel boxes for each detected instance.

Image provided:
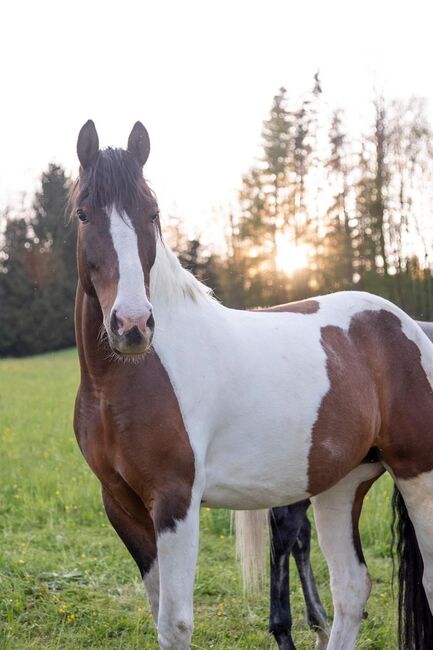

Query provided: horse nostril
[110,310,124,335]
[147,313,155,330]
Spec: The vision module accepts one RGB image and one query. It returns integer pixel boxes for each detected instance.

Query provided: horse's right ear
[127,121,150,167]
[77,120,99,169]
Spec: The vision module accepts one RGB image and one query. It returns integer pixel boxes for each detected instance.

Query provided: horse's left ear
[77,120,99,169]
[127,122,150,167]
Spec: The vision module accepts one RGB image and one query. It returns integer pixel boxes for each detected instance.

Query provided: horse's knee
[158,616,193,650]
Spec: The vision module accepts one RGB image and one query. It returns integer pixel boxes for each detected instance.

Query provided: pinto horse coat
[72,120,433,650]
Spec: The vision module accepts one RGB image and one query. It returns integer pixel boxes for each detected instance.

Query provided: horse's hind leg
[269,502,309,650]
[311,463,383,650]
[292,511,330,649]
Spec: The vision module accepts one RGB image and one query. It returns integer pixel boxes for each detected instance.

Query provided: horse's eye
[151,211,159,223]
[76,208,88,223]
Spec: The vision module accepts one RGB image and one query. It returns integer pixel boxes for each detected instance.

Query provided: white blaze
[109,206,152,323]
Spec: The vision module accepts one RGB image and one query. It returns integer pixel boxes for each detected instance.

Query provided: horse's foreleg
[154,496,201,650]
[311,463,383,650]
[269,503,309,650]
[292,512,329,650]
[101,487,159,622]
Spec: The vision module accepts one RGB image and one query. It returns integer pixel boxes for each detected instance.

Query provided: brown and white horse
[72,119,433,650]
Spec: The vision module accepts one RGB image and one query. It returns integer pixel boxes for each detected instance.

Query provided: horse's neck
[149,238,220,327]
[150,238,215,309]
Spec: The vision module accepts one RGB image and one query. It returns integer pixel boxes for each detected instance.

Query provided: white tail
[234,510,268,592]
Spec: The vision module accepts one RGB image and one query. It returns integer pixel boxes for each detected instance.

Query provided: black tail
[392,486,433,649]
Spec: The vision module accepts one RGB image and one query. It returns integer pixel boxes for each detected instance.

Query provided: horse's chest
[75,355,196,511]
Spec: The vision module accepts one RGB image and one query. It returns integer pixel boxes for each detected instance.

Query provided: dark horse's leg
[269,501,329,650]
[292,512,329,648]
[269,501,308,650]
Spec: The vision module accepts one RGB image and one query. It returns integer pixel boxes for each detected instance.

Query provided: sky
[2,0,433,243]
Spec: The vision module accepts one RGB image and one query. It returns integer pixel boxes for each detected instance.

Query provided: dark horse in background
[71,118,433,650]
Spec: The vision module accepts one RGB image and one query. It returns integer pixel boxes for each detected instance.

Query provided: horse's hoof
[274,632,297,650]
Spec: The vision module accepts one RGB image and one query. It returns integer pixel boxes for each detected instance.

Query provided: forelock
[70,148,155,215]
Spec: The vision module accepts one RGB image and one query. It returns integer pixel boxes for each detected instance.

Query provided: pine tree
[0,215,36,355]
[30,164,76,351]
[237,88,294,306]
[0,164,75,356]
[321,109,354,289]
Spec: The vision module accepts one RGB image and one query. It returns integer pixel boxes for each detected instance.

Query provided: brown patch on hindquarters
[308,324,380,495]
[261,298,320,315]
[308,309,433,493]
[358,310,433,479]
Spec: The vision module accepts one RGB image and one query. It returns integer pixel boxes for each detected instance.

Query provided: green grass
[0,350,397,648]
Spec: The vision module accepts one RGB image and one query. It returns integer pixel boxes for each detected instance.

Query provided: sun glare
[276,239,312,275]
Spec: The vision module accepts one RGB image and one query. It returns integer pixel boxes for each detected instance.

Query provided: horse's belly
[202,476,309,510]
[201,420,313,509]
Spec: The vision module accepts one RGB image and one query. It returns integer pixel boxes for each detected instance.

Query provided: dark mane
[69,147,155,217]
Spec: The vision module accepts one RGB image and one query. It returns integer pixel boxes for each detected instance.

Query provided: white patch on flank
[109,206,152,321]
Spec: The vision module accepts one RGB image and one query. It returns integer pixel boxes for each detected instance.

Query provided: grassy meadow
[0,350,397,649]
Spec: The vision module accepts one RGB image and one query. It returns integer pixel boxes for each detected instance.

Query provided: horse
[267,502,329,649]
[265,320,433,650]
[71,118,433,650]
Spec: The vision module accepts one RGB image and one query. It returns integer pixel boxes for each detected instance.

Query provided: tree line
[2,75,433,356]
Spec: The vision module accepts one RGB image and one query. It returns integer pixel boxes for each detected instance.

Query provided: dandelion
[216,601,225,617]
[67,613,76,623]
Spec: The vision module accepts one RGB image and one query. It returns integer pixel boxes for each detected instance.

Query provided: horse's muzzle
[108,311,154,356]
